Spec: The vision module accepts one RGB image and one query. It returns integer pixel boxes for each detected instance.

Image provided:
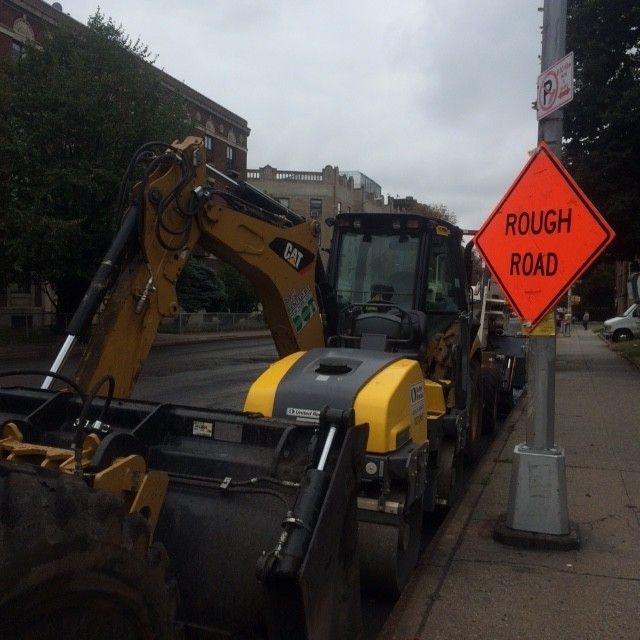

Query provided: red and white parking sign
[537,52,574,120]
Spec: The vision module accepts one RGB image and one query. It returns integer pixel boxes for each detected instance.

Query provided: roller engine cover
[245,348,428,455]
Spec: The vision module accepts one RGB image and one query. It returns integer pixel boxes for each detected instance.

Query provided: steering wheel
[338,302,414,338]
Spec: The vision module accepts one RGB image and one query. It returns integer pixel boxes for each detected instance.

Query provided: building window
[277,197,290,208]
[337,202,342,214]
[310,198,322,219]
[226,145,235,170]
[204,135,213,151]
[11,41,24,61]
[11,315,33,330]
[9,281,31,295]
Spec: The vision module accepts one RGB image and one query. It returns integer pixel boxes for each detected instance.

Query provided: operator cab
[327,213,470,378]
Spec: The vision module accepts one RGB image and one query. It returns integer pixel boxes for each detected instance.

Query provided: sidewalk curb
[596,329,640,371]
[0,344,62,361]
[378,394,528,640]
[0,331,272,361]
[153,331,270,349]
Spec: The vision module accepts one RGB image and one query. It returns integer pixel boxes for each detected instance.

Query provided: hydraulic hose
[42,205,141,390]
[67,205,140,337]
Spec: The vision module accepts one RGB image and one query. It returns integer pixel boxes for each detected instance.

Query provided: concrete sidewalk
[382,329,640,639]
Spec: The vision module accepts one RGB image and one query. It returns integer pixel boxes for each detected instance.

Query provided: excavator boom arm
[73,137,327,397]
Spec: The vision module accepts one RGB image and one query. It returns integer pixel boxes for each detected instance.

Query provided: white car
[602,303,640,342]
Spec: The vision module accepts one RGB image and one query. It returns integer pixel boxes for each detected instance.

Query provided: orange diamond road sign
[474,142,615,327]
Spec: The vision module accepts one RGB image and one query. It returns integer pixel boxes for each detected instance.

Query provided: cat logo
[269,238,315,274]
[284,242,304,269]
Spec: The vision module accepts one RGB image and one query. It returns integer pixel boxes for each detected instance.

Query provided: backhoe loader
[0,137,521,638]
[0,137,365,639]
[245,212,490,595]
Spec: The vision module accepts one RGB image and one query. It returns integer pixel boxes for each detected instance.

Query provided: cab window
[334,231,420,309]
[425,234,464,312]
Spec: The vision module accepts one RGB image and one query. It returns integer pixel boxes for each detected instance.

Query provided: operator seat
[348,308,428,362]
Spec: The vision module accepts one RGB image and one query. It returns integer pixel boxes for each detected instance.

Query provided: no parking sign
[537,51,574,120]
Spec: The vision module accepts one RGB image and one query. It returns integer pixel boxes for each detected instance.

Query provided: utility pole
[494,0,580,549]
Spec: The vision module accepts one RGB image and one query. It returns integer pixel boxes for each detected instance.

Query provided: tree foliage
[393,198,457,224]
[218,265,258,313]
[573,262,616,315]
[176,257,227,313]
[564,0,640,260]
[0,11,189,314]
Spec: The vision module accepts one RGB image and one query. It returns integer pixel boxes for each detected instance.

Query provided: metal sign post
[497,0,578,548]
[480,0,610,549]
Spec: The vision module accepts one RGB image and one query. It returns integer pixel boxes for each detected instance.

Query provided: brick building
[246,165,392,252]
[0,0,250,328]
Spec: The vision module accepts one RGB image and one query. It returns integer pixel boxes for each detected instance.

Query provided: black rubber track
[464,360,484,461]
[481,367,502,434]
[0,462,177,640]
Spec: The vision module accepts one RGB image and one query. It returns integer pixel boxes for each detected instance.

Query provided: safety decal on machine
[192,420,213,437]
[269,238,315,274]
[286,407,320,424]
[409,381,425,422]
[285,286,318,333]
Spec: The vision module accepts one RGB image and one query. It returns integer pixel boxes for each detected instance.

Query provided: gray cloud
[61,0,543,230]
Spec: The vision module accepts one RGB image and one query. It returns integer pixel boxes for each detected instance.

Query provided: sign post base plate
[493,443,581,550]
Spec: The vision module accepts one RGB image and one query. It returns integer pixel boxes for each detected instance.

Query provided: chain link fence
[0,311,72,343]
[159,312,267,334]
[0,311,266,344]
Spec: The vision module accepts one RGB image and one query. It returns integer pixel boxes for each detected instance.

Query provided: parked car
[602,303,640,342]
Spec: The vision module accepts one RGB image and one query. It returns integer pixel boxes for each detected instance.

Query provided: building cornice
[159,73,249,135]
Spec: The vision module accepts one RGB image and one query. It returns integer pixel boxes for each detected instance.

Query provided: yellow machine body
[244,349,434,455]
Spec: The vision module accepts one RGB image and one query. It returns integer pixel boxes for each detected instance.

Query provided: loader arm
[73,137,327,397]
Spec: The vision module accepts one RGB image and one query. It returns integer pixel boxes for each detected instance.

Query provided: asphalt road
[134,338,278,409]
[0,337,279,410]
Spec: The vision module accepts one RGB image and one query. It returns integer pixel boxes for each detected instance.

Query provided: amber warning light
[474,142,614,327]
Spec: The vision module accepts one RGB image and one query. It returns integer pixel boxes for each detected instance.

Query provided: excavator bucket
[0,387,367,639]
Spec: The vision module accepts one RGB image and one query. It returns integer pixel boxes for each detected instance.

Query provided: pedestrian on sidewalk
[582,310,590,330]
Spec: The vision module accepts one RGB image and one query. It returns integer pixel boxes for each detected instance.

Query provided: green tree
[0,11,189,318]
[393,198,457,224]
[177,257,227,312]
[573,262,616,317]
[564,0,640,260]
[218,265,259,313]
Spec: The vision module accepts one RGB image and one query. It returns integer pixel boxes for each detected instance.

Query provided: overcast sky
[59,0,543,231]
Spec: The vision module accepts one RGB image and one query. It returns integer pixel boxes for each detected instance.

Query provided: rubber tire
[497,388,515,419]
[436,441,464,508]
[481,368,501,435]
[0,463,176,640]
[612,329,633,343]
[464,360,484,461]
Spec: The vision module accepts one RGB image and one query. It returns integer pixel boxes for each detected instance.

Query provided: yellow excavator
[0,136,507,638]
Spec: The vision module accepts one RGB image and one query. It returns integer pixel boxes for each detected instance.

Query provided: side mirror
[325,217,335,227]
